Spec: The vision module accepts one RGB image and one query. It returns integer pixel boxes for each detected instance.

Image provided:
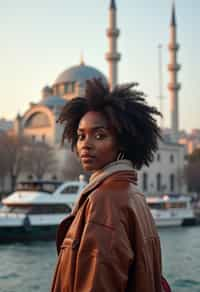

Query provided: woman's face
[76,111,119,172]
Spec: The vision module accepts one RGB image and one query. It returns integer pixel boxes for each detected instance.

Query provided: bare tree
[0,138,9,192]
[0,133,28,192]
[184,161,200,194]
[184,149,200,195]
[62,150,86,181]
[24,142,57,180]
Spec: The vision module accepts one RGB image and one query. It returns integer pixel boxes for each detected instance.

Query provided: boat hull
[0,212,70,243]
[154,218,182,227]
[0,225,58,243]
[153,216,196,228]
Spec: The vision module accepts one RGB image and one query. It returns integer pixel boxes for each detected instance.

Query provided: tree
[188,148,200,163]
[62,150,86,181]
[0,138,9,191]
[184,148,200,194]
[0,133,28,192]
[24,142,57,180]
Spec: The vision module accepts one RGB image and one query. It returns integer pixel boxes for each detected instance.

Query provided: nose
[80,135,93,150]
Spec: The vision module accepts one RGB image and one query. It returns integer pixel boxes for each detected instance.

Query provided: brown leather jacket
[51,171,163,292]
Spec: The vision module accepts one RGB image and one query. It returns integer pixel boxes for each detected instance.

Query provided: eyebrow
[77,126,108,132]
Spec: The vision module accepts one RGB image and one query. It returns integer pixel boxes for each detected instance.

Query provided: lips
[80,153,95,160]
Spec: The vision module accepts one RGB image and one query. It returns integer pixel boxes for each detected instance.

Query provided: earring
[117,152,125,160]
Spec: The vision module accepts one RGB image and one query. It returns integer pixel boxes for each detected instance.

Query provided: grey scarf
[72,160,138,215]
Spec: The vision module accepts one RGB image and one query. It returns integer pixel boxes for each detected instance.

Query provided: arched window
[25,112,50,128]
[32,135,36,143]
[157,153,161,162]
[170,174,175,192]
[59,84,65,95]
[42,134,46,143]
[64,82,76,94]
[170,154,174,163]
[143,172,148,191]
[156,173,162,191]
[53,86,58,96]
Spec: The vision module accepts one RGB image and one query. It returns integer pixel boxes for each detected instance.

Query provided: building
[179,129,200,154]
[0,118,13,133]
[138,140,187,196]
[8,1,188,195]
[15,63,107,147]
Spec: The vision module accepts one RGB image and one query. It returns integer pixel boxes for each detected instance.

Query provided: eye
[95,133,105,140]
[77,133,85,141]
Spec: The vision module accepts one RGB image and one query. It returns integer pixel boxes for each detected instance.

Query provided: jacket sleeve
[73,195,134,292]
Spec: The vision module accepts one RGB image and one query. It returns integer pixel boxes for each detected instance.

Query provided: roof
[54,63,107,86]
[40,95,66,108]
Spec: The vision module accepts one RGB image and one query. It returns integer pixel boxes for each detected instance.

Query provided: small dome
[42,85,53,94]
[54,64,107,86]
[41,86,53,99]
[40,95,66,108]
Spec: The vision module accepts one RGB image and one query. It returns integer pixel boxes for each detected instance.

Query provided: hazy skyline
[0,0,199,132]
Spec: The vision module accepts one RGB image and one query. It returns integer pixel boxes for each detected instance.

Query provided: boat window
[148,201,187,210]
[16,182,61,193]
[0,206,31,214]
[148,203,165,210]
[30,204,71,214]
[12,207,31,214]
[0,205,13,213]
[165,202,187,209]
[61,186,79,194]
[0,204,71,214]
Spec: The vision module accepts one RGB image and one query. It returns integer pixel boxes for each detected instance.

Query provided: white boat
[0,178,87,242]
[146,194,196,227]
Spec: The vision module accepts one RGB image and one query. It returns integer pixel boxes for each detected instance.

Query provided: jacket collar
[72,160,137,216]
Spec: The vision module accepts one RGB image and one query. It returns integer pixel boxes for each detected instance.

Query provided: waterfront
[0,226,200,292]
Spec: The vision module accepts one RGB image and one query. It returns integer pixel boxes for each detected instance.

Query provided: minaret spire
[168,2,181,142]
[171,1,176,26]
[105,0,121,90]
[80,51,85,66]
[110,0,116,10]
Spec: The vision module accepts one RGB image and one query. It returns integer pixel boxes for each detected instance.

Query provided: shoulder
[86,171,141,227]
[91,171,138,203]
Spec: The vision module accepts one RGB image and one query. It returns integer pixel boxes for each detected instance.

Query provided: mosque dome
[54,63,107,86]
[40,95,66,108]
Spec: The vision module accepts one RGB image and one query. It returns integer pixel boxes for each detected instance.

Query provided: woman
[51,79,170,292]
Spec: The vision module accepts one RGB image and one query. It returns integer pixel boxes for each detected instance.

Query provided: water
[0,227,200,292]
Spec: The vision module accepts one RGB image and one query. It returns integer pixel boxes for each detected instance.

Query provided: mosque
[13,0,187,196]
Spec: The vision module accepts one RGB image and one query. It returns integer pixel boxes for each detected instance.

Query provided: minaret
[14,113,22,137]
[168,2,181,142]
[105,0,121,90]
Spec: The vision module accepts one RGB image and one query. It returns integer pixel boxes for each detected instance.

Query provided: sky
[0,0,199,132]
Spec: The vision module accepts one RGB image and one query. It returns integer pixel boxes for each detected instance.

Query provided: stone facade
[138,140,187,196]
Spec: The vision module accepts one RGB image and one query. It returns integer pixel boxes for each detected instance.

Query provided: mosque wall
[138,141,187,196]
